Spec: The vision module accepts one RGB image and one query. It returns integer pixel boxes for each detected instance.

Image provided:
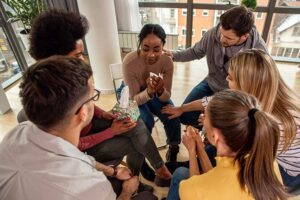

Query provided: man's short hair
[220,6,254,37]
[20,56,93,128]
[29,9,89,60]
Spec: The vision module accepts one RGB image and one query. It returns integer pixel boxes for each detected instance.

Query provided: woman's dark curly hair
[29,9,89,60]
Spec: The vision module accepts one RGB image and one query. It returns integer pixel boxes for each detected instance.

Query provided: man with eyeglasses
[163,5,268,128]
[17,9,171,189]
[0,56,159,199]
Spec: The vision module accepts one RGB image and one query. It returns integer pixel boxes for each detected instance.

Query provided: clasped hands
[146,75,164,97]
[182,126,205,155]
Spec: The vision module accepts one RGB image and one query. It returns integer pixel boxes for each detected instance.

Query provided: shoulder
[123,51,139,66]
[160,54,173,67]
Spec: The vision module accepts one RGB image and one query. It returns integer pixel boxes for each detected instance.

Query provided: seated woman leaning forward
[177,90,287,200]
[162,49,300,192]
[122,24,181,163]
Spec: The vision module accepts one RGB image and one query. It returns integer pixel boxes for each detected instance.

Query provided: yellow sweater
[179,156,282,200]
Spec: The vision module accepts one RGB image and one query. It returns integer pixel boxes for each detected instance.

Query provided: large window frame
[138,0,300,63]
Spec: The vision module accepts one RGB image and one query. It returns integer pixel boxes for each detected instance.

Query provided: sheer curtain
[114,0,141,31]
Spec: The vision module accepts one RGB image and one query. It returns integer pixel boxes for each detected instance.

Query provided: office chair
[109,63,167,150]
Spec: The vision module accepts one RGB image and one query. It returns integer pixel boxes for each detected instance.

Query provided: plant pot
[19,29,30,51]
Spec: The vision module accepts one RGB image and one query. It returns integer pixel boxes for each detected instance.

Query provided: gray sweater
[173,24,268,92]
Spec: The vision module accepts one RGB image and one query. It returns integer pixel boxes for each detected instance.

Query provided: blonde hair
[207,90,287,200]
[228,49,300,150]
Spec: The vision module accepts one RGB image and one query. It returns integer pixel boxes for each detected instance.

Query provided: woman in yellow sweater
[179,90,287,200]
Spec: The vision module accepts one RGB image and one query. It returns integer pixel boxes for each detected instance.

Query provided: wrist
[147,88,154,97]
[156,88,164,96]
[108,165,118,177]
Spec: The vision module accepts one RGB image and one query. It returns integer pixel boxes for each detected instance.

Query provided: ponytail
[237,110,287,200]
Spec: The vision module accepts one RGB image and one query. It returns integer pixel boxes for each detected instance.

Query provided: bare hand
[161,105,183,119]
[110,118,137,135]
[116,167,132,180]
[122,176,139,195]
[163,48,173,58]
[182,127,196,154]
[188,127,205,149]
[102,111,117,120]
[146,77,156,96]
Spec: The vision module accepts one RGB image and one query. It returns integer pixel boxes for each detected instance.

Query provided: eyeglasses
[75,89,101,114]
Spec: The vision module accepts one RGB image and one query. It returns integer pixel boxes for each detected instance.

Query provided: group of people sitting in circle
[0,4,299,200]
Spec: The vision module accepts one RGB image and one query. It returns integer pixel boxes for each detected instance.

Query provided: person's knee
[172,167,189,183]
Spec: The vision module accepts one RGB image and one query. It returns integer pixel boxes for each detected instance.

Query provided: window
[170,9,175,18]
[256,12,263,19]
[277,47,285,57]
[293,27,300,36]
[202,10,209,16]
[182,9,195,16]
[284,48,292,57]
[201,29,208,37]
[291,48,299,58]
[182,27,186,36]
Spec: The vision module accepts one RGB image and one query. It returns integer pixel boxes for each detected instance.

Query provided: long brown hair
[229,49,300,151]
[207,90,287,200]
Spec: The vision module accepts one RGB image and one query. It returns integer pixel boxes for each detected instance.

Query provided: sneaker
[165,145,179,162]
[141,160,155,182]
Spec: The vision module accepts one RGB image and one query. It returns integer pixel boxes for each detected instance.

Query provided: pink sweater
[123,51,174,105]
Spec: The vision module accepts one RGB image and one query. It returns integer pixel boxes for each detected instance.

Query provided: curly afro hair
[29,9,89,60]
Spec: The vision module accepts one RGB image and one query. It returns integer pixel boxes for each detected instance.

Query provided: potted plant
[2,0,45,50]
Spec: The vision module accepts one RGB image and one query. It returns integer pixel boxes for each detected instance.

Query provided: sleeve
[172,30,210,62]
[123,59,152,106]
[78,128,114,151]
[94,105,104,118]
[157,57,174,101]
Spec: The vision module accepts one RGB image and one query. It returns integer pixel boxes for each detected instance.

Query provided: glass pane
[138,0,186,2]
[268,14,300,62]
[139,7,185,49]
[0,27,22,87]
[276,0,300,7]
[191,10,266,46]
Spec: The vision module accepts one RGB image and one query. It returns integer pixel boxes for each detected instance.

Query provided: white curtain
[114,0,141,31]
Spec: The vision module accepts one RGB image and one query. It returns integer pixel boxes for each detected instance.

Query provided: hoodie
[173,24,268,92]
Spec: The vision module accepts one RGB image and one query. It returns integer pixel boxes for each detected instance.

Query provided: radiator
[118,31,178,52]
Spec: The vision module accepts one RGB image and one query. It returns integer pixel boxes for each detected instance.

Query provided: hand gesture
[110,118,137,135]
[122,176,139,195]
[102,111,116,120]
[146,77,156,96]
[182,127,197,154]
[163,48,173,58]
[116,167,132,180]
[188,127,205,149]
[151,76,164,96]
[161,105,183,119]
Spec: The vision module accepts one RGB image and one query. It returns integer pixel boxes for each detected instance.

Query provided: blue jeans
[278,164,300,193]
[167,167,190,200]
[180,80,214,128]
[139,96,181,145]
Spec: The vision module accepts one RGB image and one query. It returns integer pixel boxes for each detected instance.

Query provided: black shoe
[165,161,189,174]
[141,160,155,182]
[166,145,179,162]
[138,182,154,193]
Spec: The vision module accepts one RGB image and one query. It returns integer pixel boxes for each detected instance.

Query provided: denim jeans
[278,164,300,193]
[139,96,181,145]
[167,167,190,200]
[180,79,214,128]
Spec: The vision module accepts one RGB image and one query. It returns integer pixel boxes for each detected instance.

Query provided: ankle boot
[140,159,155,182]
[166,145,179,162]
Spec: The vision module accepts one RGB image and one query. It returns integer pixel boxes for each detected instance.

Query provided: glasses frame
[75,89,101,114]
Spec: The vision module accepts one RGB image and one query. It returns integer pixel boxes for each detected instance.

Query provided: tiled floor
[0,59,299,199]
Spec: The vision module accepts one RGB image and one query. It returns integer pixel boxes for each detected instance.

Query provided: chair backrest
[109,63,123,100]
